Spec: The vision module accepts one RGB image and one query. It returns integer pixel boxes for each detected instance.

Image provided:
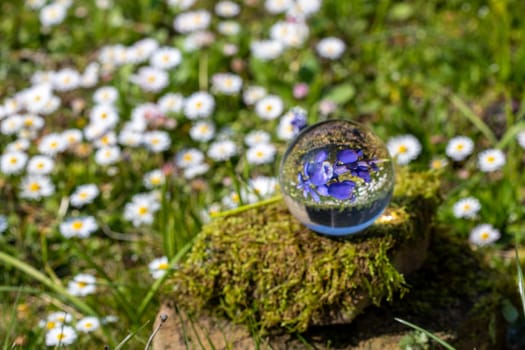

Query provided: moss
[167,170,441,333]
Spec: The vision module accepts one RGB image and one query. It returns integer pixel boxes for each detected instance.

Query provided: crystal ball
[279,120,395,236]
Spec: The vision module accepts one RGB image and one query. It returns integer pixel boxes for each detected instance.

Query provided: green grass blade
[394,317,456,350]
[497,121,525,149]
[515,246,525,317]
[449,94,497,145]
[114,320,150,350]
[0,251,97,316]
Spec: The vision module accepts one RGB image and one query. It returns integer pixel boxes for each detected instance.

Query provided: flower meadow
[1,0,525,348]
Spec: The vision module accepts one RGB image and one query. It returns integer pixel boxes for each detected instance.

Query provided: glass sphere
[279,120,394,236]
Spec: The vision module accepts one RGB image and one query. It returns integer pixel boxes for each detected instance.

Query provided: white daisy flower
[246,143,277,165]
[3,97,22,115]
[52,68,81,91]
[243,86,267,105]
[183,162,209,179]
[148,256,170,279]
[40,95,61,115]
[211,73,243,95]
[222,190,257,208]
[1,115,24,135]
[208,139,237,161]
[93,86,119,105]
[21,114,45,131]
[84,123,110,142]
[477,149,505,172]
[40,3,67,27]
[270,21,309,48]
[265,0,293,14]
[26,0,46,10]
[39,133,68,156]
[183,91,215,119]
[217,21,240,36]
[150,47,182,70]
[249,176,278,198]
[295,0,322,17]
[59,216,98,239]
[118,129,143,147]
[31,70,54,85]
[245,130,271,146]
[76,317,100,333]
[445,136,474,161]
[132,38,160,63]
[20,175,55,200]
[21,84,52,113]
[94,146,121,166]
[175,148,205,168]
[143,131,171,153]
[6,139,30,152]
[93,131,117,149]
[123,194,160,227]
[1,151,28,175]
[452,197,481,219]
[316,37,346,60]
[45,326,77,346]
[27,155,55,175]
[517,131,525,149]
[183,31,215,52]
[387,135,422,165]
[276,109,304,141]
[255,95,283,120]
[215,1,240,17]
[130,66,169,93]
[157,93,184,114]
[167,0,196,10]
[67,273,96,296]
[46,311,73,324]
[190,120,215,142]
[81,62,100,88]
[250,40,284,61]
[70,184,99,207]
[144,169,166,189]
[173,10,211,33]
[469,224,500,247]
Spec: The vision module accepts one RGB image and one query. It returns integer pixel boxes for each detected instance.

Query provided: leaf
[515,245,525,318]
[388,3,414,21]
[324,83,356,104]
[395,318,456,350]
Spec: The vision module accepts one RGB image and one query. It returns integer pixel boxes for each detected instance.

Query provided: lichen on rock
[166,169,441,333]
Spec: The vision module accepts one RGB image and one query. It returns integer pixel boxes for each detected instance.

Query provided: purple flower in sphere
[308,161,333,186]
[337,149,362,164]
[328,180,355,200]
[297,172,320,202]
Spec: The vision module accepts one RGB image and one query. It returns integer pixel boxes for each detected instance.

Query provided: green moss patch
[168,169,441,332]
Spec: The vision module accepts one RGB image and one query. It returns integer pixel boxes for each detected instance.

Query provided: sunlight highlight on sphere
[279,120,395,236]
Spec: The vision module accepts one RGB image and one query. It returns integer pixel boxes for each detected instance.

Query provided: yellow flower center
[486,155,495,163]
[46,321,56,330]
[71,221,83,230]
[9,157,18,164]
[398,145,408,154]
[480,232,490,240]
[138,206,148,215]
[29,183,41,192]
[158,262,169,270]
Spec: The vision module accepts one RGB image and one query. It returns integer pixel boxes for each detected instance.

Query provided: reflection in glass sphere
[279,120,395,236]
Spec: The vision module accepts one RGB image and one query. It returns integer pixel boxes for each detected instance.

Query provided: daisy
[76,317,100,333]
[249,176,278,198]
[157,93,184,114]
[38,133,68,156]
[250,40,284,61]
[222,43,238,56]
[1,151,28,175]
[173,10,211,33]
[27,155,55,175]
[211,73,243,95]
[243,86,267,105]
[445,136,474,161]
[81,62,100,88]
[148,256,170,279]
[46,312,73,324]
[265,0,293,14]
[477,149,505,172]
[277,108,306,140]
[208,139,237,161]
[20,175,55,199]
[144,169,166,189]
[183,162,209,179]
[429,157,448,170]
[22,84,52,113]
[40,3,67,27]
[132,38,160,63]
[52,68,81,91]
[118,129,143,147]
[143,131,171,153]
[183,31,215,51]
[175,148,205,168]
[316,37,346,60]
[84,123,110,142]
[215,1,240,17]
[67,273,96,296]
[517,131,525,149]
[45,326,77,346]
[167,0,196,9]
[150,47,182,70]
[1,115,24,135]
[94,146,121,166]
[246,143,277,165]
[70,184,99,207]
[21,114,45,131]
[387,135,422,165]
[245,130,271,146]
[40,95,61,115]
[59,216,98,238]
[294,0,322,17]
[130,66,169,93]
[6,139,30,152]
[183,91,215,119]
[255,95,283,120]
[93,131,117,149]
[270,21,309,48]
[3,97,22,115]
[123,194,160,227]
[217,21,240,36]
[453,197,481,219]
[469,224,501,246]
[189,120,215,142]
[26,0,46,10]
[62,128,83,146]
[93,86,119,105]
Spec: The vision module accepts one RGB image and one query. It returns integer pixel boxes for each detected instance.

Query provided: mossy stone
[165,169,441,332]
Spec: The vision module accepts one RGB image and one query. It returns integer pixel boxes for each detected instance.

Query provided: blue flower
[297,173,320,202]
[327,180,355,200]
